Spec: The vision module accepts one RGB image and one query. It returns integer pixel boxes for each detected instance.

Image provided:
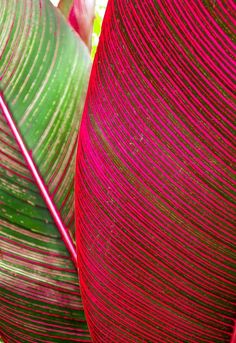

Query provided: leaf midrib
[0,92,77,266]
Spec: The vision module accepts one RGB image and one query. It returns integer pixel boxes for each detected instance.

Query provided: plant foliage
[0,0,91,341]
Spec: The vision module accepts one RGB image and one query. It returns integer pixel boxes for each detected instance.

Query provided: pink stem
[0,93,77,266]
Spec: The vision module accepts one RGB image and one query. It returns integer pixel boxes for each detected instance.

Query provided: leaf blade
[75,0,236,342]
[0,0,91,341]
[0,94,77,264]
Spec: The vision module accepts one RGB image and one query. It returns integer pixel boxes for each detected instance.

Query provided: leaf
[68,0,96,51]
[58,0,107,57]
[75,0,236,342]
[0,0,91,341]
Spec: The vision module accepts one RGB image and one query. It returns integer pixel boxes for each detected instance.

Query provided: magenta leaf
[75,1,236,342]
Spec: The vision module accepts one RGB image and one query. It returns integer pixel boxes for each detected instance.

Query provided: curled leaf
[69,0,95,51]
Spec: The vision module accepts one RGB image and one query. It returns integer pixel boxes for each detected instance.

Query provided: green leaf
[0,0,91,341]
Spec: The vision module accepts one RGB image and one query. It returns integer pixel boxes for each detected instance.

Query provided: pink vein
[0,93,77,266]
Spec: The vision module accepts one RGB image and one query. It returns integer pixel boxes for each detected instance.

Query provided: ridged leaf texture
[75,0,236,342]
[0,0,91,341]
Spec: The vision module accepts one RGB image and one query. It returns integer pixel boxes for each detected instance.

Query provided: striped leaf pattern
[75,1,236,342]
[0,0,91,341]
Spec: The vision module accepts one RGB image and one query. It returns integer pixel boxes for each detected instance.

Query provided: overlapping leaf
[75,0,236,342]
[59,0,95,51]
[0,0,91,341]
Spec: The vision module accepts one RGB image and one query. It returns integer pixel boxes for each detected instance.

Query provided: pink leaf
[75,0,236,342]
